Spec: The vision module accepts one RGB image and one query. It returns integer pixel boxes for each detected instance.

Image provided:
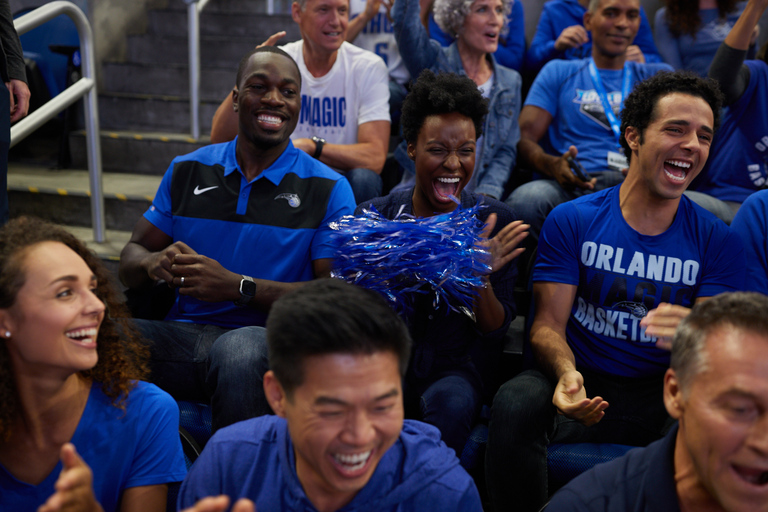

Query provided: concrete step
[103,61,235,99]
[7,164,160,232]
[123,34,285,69]
[148,10,296,39]
[63,225,132,264]
[98,92,219,133]
[69,130,210,175]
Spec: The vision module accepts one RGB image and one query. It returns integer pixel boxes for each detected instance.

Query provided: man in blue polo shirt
[545,292,768,512]
[119,46,356,432]
[486,71,746,512]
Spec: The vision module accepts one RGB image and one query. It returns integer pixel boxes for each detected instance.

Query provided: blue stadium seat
[547,442,635,490]
[15,9,80,99]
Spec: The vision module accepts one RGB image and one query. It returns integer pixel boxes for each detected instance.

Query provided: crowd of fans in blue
[2,0,768,510]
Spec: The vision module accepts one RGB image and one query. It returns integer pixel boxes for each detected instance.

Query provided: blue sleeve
[533,202,581,285]
[143,161,176,236]
[393,0,442,78]
[730,192,768,294]
[311,177,356,260]
[526,4,561,71]
[523,60,561,116]
[492,1,525,71]
[698,223,747,297]
[653,8,683,69]
[178,438,225,509]
[633,7,662,63]
[428,13,453,47]
[125,385,187,488]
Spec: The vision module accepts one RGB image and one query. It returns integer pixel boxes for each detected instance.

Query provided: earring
[4,331,10,338]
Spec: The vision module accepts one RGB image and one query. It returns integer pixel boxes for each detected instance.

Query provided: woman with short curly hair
[0,217,185,512]
[391,0,522,201]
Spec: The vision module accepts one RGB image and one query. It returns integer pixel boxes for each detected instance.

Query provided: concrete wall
[11,0,167,88]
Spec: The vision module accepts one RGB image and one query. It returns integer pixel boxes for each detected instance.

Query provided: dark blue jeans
[485,368,672,512]
[405,367,482,456]
[134,320,271,432]
[346,167,383,205]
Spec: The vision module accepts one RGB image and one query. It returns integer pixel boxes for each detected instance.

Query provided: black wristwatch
[234,275,256,307]
[311,136,326,159]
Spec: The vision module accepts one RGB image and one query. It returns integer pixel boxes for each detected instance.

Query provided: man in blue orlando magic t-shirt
[485,70,746,512]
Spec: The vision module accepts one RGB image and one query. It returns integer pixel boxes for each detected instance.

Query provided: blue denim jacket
[392,0,522,199]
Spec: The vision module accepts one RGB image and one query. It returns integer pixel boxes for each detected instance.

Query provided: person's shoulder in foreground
[544,426,680,511]
[179,415,481,511]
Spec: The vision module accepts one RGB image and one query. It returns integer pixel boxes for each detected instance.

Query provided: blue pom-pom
[330,200,491,318]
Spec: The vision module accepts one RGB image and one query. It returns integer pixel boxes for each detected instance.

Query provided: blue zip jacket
[178,416,483,511]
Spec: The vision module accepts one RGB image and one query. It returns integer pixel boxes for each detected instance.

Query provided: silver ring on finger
[180,276,185,285]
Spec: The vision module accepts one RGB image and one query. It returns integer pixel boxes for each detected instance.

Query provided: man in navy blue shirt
[545,292,768,512]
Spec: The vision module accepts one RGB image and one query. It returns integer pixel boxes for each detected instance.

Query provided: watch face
[242,279,256,297]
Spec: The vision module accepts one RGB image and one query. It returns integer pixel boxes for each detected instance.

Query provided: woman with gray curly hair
[391,0,523,201]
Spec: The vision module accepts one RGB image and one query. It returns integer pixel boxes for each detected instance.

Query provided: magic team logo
[613,301,649,318]
[749,135,768,188]
[703,18,735,41]
[573,89,622,130]
[275,193,301,208]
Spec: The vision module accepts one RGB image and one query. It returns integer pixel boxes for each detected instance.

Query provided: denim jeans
[683,190,738,225]
[505,172,625,240]
[346,168,383,205]
[134,320,271,432]
[485,368,672,512]
[404,367,482,456]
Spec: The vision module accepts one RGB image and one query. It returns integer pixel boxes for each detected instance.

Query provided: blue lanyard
[588,58,632,148]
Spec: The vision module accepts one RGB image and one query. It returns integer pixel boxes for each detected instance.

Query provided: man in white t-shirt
[346,0,410,122]
[211,0,391,204]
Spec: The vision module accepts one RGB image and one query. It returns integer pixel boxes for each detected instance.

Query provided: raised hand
[37,444,103,512]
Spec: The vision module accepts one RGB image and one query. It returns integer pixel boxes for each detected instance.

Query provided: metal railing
[186,0,277,140]
[13,1,105,242]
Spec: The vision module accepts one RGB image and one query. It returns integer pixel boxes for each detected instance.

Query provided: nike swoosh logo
[194,185,219,195]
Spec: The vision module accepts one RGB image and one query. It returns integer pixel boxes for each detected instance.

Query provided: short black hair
[401,70,489,145]
[619,70,723,163]
[266,279,412,396]
[235,46,301,88]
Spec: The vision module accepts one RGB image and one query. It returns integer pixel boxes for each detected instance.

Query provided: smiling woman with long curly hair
[0,217,186,512]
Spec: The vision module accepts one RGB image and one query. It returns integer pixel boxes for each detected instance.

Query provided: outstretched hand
[553,370,608,426]
[640,303,691,351]
[479,214,529,273]
[180,496,256,512]
[37,444,103,512]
